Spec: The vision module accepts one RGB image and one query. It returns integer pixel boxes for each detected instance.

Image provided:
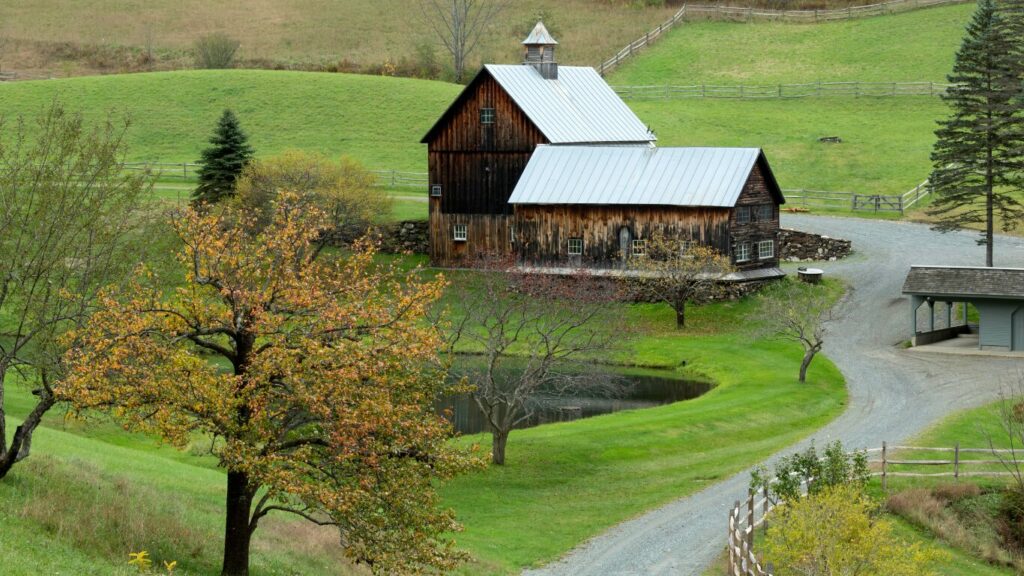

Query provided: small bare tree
[0,102,149,479]
[438,255,626,465]
[193,32,240,69]
[629,232,735,329]
[750,280,835,383]
[420,0,507,83]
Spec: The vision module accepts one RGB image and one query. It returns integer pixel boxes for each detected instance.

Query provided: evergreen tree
[927,0,1024,267]
[192,109,254,205]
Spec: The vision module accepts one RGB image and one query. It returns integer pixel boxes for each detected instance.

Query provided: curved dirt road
[525,215,1024,576]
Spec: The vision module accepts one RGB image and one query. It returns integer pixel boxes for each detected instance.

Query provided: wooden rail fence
[599,0,970,75]
[612,81,950,100]
[783,179,931,214]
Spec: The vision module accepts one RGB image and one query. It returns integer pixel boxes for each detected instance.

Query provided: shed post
[928,299,935,332]
[946,301,952,328]
[910,295,921,337]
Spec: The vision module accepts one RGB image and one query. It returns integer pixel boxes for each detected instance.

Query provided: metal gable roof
[902,266,1024,300]
[508,146,767,207]
[523,22,558,45]
[484,65,655,144]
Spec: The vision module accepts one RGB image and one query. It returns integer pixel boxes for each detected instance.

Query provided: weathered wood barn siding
[515,205,731,266]
[729,161,780,270]
[425,73,548,266]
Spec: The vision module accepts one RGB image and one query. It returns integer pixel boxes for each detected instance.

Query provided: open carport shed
[902,265,1024,351]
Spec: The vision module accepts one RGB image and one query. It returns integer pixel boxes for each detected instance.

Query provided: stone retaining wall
[374,221,853,265]
[779,228,852,262]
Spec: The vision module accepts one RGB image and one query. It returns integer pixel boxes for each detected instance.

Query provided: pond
[436,356,713,435]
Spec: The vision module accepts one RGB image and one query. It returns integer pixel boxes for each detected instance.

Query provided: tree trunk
[674,298,686,329]
[0,383,54,480]
[986,183,994,268]
[799,349,816,383]
[491,429,509,466]
[221,471,254,576]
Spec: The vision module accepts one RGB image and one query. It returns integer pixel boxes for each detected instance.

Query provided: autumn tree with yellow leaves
[58,195,482,576]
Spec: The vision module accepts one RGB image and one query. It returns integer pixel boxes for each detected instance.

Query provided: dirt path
[525,215,1024,576]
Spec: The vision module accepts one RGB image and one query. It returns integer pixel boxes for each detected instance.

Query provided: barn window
[755,204,773,221]
[735,242,750,263]
[568,238,583,256]
[453,224,468,242]
[509,224,516,244]
[430,185,442,197]
[632,239,647,257]
[480,108,496,125]
[735,206,751,224]
[679,240,695,256]
[757,239,774,259]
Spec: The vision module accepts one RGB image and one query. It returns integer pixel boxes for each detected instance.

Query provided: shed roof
[421,65,655,145]
[902,266,1024,300]
[523,22,558,45]
[508,145,784,207]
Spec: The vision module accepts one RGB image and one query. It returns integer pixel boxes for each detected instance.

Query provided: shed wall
[975,299,1018,349]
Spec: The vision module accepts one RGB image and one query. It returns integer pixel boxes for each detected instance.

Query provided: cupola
[522,21,558,80]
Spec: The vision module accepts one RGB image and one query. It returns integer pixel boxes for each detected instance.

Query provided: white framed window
[758,239,774,259]
[480,108,495,125]
[568,238,583,256]
[679,240,695,255]
[735,242,750,263]
[755,204,773,221]
[430,184,442,197]
[632,239,647,257]
[509,224,516,244]
[735,206,751,225]
[453,224,467,242]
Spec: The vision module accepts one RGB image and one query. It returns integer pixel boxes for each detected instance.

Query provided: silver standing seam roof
[484,65,654,144]
[509,145,769,207]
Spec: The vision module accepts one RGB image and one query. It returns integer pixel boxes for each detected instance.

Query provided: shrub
[234,150,391,244]
[192,33,239,69]
[750,440,869,505]
[765,484,948,576]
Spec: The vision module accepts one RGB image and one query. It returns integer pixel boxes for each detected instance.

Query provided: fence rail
[783,179,931,214]
[122,162,430,189]
[599,0,969,75]
[874,441,1024,489]
[612,81,950,100]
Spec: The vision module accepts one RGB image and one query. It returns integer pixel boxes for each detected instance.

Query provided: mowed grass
[441,281,848,574]
[611,3,972,85]
[2,278,847,575]
[634,96,947,194]
[0,70,460,171]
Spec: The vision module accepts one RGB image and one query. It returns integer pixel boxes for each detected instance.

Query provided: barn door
[619,227,632,261]
[1013,306,1024,352]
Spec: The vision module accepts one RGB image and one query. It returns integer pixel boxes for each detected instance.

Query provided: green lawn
[3,277,848,575]
[0,70,460,172]
[610,3,972,86]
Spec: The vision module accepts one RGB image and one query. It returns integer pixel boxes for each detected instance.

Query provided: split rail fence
[725,442,1023,575]
[121,162,429,189]
[612,81,951,101]
[599,0,969,75]
[783,179,930,214]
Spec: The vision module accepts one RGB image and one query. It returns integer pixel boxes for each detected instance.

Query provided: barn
[903,265,1024,352]
[422,22,785,277]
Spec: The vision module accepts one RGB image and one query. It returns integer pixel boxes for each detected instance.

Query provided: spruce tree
[192,109,254,205]
[927,0,1024,267]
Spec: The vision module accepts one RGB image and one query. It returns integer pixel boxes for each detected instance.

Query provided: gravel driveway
[524,215,1024,576]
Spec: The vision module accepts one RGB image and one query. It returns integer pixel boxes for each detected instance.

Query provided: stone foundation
[779,228,852,262]
[375,220,429,254]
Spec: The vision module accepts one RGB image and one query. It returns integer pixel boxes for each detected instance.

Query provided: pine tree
[192,109,254,205]
[927,0,1024,267]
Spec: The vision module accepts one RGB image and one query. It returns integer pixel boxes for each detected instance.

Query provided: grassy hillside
[610,3,972,85]
[2,278,848,575]
[0,0,679,78]
[0,70,459,171]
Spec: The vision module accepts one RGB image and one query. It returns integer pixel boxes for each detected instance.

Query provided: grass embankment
[440,278,847,574]
[611,3,971,86]
[3,276,848,575]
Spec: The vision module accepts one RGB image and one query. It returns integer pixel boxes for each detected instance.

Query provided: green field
[2,277,848,575]
[610,3,972,85]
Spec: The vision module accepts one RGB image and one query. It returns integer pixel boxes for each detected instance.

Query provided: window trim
[735,242,751,263]
[480,107,496,125]
[679,239,695,256]
[632,239,647,258]
[735,206,751,225]
[430,184,442,197]
[567,237,583,256]
[453,224,467,242]
[754,204,773,222]
[757,239,775,260]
